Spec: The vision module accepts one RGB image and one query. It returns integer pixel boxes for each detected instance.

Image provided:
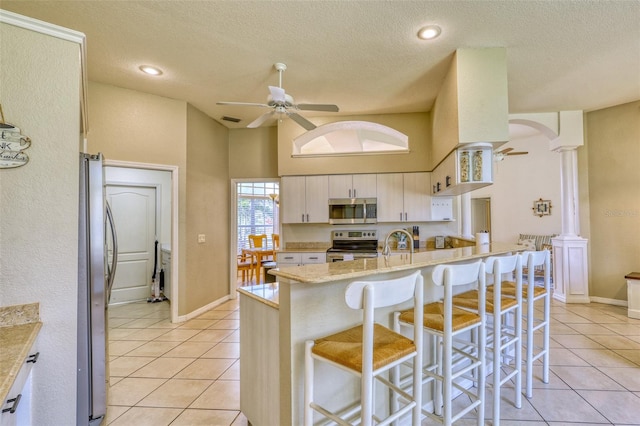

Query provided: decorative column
[551,111,590,303]
[460,192,474,240]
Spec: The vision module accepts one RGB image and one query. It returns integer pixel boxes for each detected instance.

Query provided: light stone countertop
[0,303,42,404]
[237,283,280,308]
[271,242,523,284]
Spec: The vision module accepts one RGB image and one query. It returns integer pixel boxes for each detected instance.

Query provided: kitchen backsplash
[281,222,458,249]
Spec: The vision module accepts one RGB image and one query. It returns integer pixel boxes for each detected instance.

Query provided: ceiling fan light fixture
[139,65,163,76]
[417,25,441,40]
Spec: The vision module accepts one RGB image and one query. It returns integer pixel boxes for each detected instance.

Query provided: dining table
[242,247,276,283]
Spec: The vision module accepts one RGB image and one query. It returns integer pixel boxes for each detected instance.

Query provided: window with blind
[237,182,279,253]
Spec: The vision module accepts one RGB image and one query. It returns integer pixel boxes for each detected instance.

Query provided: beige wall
[0,21,81,424]
[87,82,190,314]
[431,49,509,169]
[185,104,230,311]
[431,52,459,168]
[585,100,640,301]
[277,112,430,176]
[229,126,278,178]
[472,133,562,242]
[88,83,231,315]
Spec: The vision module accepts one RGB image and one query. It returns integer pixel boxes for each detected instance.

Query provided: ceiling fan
[216,62,339,130]
[494,147,529,161]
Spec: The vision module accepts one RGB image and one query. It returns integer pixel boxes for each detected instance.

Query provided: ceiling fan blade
[247,111,275,128]
[287,112,317,130]
[506,151,528,156]
[217,101,270,108]
[497,147,514,154]
[296,103,339,112]
[268,86,286,103]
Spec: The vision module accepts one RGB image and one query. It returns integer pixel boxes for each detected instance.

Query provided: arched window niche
[292,121,409,157]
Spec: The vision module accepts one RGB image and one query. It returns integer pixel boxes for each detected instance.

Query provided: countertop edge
[237,285,280,309]
[0,321,42,404]
[271,243,524,284]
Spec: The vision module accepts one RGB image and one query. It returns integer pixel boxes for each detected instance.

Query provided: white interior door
[107,185,157,304]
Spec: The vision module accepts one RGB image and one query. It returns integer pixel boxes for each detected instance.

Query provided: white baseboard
[176,295,231,323]
[589,296,628,307]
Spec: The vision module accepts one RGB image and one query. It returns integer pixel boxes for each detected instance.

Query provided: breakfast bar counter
[238,243,522,426]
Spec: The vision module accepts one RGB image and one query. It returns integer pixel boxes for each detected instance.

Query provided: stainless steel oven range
[326,230,379,262]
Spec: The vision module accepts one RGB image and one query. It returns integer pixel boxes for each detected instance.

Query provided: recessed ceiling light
[417,25,441,40]
[139,65,163,76]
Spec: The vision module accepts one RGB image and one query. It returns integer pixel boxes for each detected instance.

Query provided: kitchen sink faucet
[382,228,414,263]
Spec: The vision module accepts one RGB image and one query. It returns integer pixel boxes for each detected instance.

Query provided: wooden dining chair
[237,252,255,284]
[248,234,267,249]
[272,233,280,250]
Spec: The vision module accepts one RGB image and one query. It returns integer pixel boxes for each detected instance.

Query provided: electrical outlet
[197,234,206,243]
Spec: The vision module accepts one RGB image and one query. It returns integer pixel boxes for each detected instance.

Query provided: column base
[551,235,590,304]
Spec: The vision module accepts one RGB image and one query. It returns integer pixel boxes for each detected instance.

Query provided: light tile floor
[106,299,247,426]
[106,297,640,425]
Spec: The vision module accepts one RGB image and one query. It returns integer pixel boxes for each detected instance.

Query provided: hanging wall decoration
[532,198,552,217]
[0,105,31,169]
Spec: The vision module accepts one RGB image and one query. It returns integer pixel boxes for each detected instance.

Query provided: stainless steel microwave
[328,198,377,225]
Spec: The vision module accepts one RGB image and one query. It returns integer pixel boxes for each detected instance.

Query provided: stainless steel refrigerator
[77,153,118,426]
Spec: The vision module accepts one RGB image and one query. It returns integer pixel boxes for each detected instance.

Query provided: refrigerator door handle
[106,202,118,303]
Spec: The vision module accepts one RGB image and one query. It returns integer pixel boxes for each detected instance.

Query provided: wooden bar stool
[500,250,551,398]
[304,270,424,426]
[452,254,523,426]
[394,260,486,426]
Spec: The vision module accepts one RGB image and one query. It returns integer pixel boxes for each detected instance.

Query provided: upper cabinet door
[304,175,329,223]
[281,176,306,224]
[376,173,404,222]
[403,172,430,222]
[328,175,353,198]
[352,174,377,198]
[328,174,377,199]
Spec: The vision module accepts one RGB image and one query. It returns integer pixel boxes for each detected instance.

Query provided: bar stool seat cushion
[312,323,415,372]
[501,281,547,297]
[399,302,481,332]
[453,289,518,313]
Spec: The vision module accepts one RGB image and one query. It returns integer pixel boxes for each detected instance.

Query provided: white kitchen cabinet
[432,144,493,196]
[281,176,329,224]
[0,340,39,426]
[328,174,377,199]
[376,173,404,222]
[161,248,171,301]
[301,253,325,264]
[276,252,326,267]
[276,252,302,266]
[377,173,430,222]
[430,197,454,221]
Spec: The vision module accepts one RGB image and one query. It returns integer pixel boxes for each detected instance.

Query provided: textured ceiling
[2,1,639,130]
